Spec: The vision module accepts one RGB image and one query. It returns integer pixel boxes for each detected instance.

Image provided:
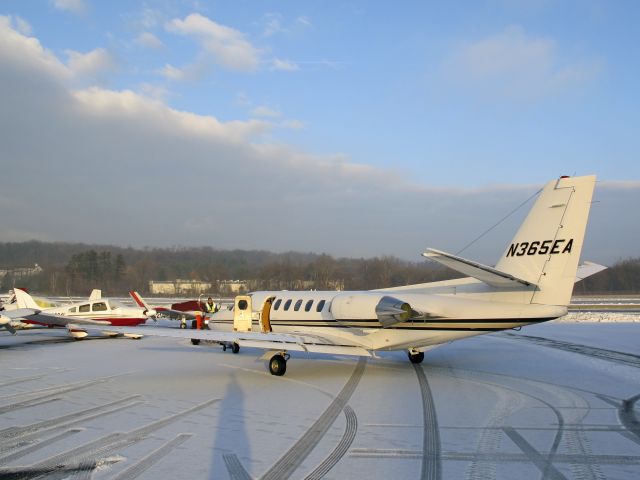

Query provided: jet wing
[88,325,374,357]
[423,248,535,288]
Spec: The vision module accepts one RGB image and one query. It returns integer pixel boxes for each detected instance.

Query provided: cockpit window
[316,300,326,312]
[274,299,282,311]
[92,302,107,312]
[283,299,292,311]
[294,299,303,311]
[78,304,90,313]
[305,300,313,312]
[69,306,77,313]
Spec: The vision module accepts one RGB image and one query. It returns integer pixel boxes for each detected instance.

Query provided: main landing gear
[268,352,290,376]
[222,342,240,354]
[407,349,424,364]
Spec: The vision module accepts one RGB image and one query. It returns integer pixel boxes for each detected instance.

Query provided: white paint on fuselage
[209,290,566,352]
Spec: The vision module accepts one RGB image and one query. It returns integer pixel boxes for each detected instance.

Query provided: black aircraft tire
[191,339,200,345]
[231,342,240,354]
[269,355,287,376]
[408,351,424,364]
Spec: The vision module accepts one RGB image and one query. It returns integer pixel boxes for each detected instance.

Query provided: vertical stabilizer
[495,175,596,306]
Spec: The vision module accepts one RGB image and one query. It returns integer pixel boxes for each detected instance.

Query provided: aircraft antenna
[455,187,542,256]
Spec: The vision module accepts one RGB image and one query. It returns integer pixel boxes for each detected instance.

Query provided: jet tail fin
[495,175,596,305]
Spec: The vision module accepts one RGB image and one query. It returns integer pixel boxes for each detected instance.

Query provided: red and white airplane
[2,289,153,338]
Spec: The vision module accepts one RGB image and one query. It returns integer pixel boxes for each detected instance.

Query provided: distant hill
[0,240,636,295]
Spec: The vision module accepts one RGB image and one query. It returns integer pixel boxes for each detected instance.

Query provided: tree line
[0,240,637,296]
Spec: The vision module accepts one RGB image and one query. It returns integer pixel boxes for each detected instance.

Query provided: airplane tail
[129,291,157,318]
[494,175,596,306]
[14,288,41,310]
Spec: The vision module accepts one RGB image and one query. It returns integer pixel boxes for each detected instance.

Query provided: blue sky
[0,1,638,263]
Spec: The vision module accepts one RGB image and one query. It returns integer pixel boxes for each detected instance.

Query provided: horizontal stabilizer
[422,248,535,288]
[575,261,607,283]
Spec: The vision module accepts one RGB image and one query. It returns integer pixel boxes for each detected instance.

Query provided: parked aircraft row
[3,176,600,377]
[0,290,206,338]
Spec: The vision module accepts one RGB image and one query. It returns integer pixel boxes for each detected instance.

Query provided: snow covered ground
[1,317,639,479]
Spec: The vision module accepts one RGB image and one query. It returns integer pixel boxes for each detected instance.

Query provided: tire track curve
[303,404,358,480]
[259,358,366,480]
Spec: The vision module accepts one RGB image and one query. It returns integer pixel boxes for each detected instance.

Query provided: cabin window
[79,304,90,313]
[273,299,282,311]
[283,299,292,311]
[238,300,248,310]
[92,302,107,312]
[305,300,314,312]
[294,299,303,311]
[316,300,326,312]
[68,306,77,313]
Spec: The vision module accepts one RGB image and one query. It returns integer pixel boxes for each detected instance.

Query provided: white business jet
[17,176,599,375]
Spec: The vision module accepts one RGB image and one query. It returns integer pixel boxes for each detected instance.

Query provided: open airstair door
[233,295,252,332]
[260,296,274,333]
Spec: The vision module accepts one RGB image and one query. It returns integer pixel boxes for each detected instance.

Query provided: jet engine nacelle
[331,293,414,328]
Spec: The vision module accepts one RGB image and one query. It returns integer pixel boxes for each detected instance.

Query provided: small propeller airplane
[7,176,601,376]
[2,289,154,338]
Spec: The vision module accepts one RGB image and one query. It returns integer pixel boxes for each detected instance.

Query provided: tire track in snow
[110,433,193,480]
[259,358,366,480]
[21,398,219,473]
[413,364,442,480]
[0,374,125,414]
[223,453,253,480]
[303,404,358,480]
[501,333,640,369]
[0,395,142,445]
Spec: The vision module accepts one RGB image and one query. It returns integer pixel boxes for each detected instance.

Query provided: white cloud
[51,0,86,14]
[166,13,261,72]
[296,16,312,28]
[135,32,164,50]
[65,48,116,80]
[159,63,187,81]
[261,12,312,37]
[262,12,284,37]
[0,17,632,264]
[271,58,299,71]
[158,61,210,82]
[282,119,305,130]
[252,106,282,118]
[443,25,601,100]
[13,15,32,35]
[0,15,70,79]
[138,82,170,101]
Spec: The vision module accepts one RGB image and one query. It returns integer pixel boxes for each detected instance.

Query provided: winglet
[423,248,535,288]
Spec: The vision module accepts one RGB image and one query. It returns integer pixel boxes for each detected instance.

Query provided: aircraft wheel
[231,342,240,354]
[269,354,287,376]
[408,351,424,364]
[191,339,200,345]
[179,322,186,330]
